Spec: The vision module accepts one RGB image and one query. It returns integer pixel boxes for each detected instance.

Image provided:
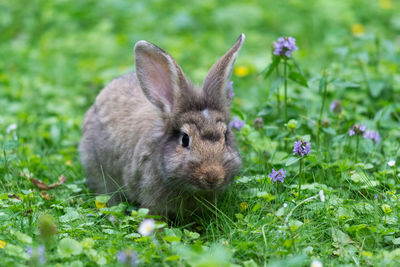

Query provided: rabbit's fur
[79,34,245,217]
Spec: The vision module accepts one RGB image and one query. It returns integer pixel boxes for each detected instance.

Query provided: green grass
[1,0,400,266]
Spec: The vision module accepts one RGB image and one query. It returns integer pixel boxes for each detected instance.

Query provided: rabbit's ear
[134,41,189,113]
[202,34,245,108]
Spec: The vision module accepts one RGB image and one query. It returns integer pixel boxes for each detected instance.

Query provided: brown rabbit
[79,34,245,217]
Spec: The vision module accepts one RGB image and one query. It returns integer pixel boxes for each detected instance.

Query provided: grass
[1,0,400,266]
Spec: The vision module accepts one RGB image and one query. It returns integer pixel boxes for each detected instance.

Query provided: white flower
[138,219,156,236]
[311,259,323,267]
[283,203,288,208]
[388,160,395,167]
[6,123,17,134]
[319,190,325,202]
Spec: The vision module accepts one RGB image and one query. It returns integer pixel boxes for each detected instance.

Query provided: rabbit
[79,34,245,217]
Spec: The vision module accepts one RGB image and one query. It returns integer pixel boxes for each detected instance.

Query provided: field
[1,0,400,266]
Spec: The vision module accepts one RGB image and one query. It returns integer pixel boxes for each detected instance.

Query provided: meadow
[1,0,400,266]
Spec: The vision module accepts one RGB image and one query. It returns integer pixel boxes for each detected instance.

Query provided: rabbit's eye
[181,133,190,148]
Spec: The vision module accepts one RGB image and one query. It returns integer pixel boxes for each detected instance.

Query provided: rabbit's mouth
[189,163,227,190]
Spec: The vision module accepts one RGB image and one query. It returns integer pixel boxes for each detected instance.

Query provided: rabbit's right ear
[134,41,189,113]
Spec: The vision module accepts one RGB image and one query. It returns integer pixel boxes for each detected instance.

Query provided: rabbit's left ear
[202,34,245,108]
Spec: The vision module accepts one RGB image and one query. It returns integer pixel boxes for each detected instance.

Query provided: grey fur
[79,34,245,217]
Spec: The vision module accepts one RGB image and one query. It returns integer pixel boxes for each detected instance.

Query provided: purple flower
[117,251,127,263]
[293,139,311,157]
[269,168,286,183]
[117,250,139,266]
[349,124,366,136]
[273,36,298,58]
[253,117,264,129]
[364,130,380,144]
[229,116,245,131]
[330,100,342,114]
[227,81,235,101]
[26,246,34,257]
[37,245,45,264]
[26,245,46,264]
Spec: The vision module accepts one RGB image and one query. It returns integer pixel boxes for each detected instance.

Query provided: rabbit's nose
[203,165,225,185]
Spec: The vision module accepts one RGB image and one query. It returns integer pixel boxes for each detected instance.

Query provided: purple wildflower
[26,246,34,257]
[253,117,264,129]
[117,251,127,263]
[26,245,46,264]
[349,124,366,136]
[37,245,45,264]
[293,139,311,157]
[269,168,286,183]
[117,250,139,266]
[364,130,381,144]
[229,116,245,131]
[227,81,235,101]
[273,37,298,58]
[330,100,342,114]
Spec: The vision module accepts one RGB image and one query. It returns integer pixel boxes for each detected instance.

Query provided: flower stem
[276,67,281,114]
[355,135,360,162]
[298,158,303,198]
[284,59,288,123]
[317,72,328,147]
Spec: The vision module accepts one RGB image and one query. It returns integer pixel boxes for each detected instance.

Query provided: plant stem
[276,67,280,114]
[317,72,328,147]
[355,135,360,162]
[298,158,303,198]
[284,59,288,123]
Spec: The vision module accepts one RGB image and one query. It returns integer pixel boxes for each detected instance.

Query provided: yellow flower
[234,66,249,77]
[352,23,365,36]
[379,0,392,9]
[240,202,248,211]
[65,160,72,166]
[0,240,6,249]
[95,200,107,209]
[361,251,373,257]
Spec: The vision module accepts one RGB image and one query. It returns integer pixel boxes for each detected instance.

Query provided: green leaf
[269,76,284,97]
[369,79,385,97]
[60,209,80,223]
[306,155,317,163]
[68,261,84,267]
[331,79,360,88]
[184,229,200,239]
[393,237,400,245]
[4,243,29,260]
[163,236,181,242]
[286,157,299,166]
[288,71,308,87]
[58,238,82,258]
[276,207,285,217]
[318,75,327,94]
[331,228,353,245]
[138,208,149,216]
[166,255,180,261]
[3,140,19,150]
[263,56,281,79]
[289,220,303,232]
[243,259,259,267]
[322,128,336,136]
[95,195,110,203]
[13,231,32,244]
